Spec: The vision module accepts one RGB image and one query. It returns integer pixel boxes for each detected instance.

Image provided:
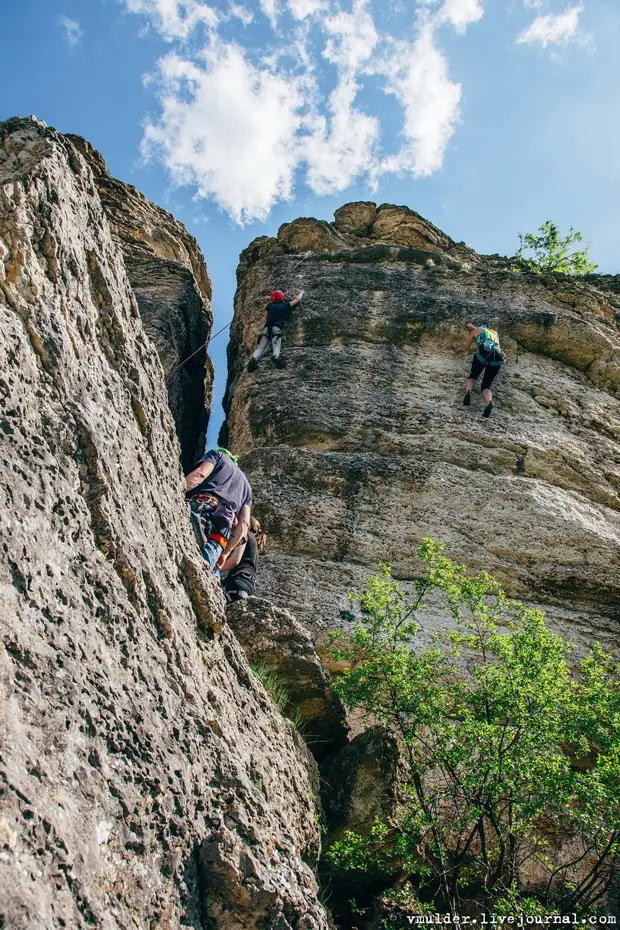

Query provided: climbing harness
[187,492,231,553]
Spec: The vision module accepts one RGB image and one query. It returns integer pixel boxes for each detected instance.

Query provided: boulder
[226,597,349,759]
[222,200,620,658]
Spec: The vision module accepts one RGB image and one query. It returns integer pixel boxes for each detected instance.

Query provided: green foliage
[514,221,598,275]
[250,662,305,732]
[250,662,290,712]
[327,541,620,918]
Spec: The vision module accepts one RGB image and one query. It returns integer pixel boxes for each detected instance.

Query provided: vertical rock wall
[0,117,328,929]
[223,202,620,657]
[68,134,213,472]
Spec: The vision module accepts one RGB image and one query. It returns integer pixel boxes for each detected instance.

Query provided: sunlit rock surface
[0,117,328,930]
[223,202,620,657]
[68,133,213,471]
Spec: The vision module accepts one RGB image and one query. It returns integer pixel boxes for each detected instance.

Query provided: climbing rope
[165,319,232,383]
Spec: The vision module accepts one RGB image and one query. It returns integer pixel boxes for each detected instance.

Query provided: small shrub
[514,221,598,275]
[328,541,620,919]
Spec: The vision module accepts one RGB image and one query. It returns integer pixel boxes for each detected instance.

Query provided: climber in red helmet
[247,288,304,372]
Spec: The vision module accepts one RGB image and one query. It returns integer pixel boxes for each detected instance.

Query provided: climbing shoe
[463,391,471,406]
[273,356,286,370]
[482,401,494,418]
[247,357,258,373]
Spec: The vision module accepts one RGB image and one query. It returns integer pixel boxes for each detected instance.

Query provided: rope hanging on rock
[165,319,232,383]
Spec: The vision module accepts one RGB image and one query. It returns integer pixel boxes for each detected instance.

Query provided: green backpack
[475,326,502,365]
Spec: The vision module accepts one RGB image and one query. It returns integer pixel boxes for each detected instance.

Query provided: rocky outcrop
[226,597,348,759]
[321,727,402,843]
[223,202,620,657]
[68,134,213,472]
[320,727,404,927]
[0,117,328,929]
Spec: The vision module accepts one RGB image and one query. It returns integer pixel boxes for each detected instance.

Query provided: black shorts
[223,573,255,598]
[470,352,501,391]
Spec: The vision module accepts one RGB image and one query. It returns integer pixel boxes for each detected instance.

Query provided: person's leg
[271,326,285,368]
[465,356,484,404]
[481,363,501,416]
[201,537,224,570]
[252,334,270,361]
[189,500,222,567]
[223,576,252,605]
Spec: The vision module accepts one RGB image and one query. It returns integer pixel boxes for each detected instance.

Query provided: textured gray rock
[68,134,213,473]
[0,117,328,929]
[226,597,348,759]
[222,202,620,658]
[320,726,402,842]
[320,727,404,928]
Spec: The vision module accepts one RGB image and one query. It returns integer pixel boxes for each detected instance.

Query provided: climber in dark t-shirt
[185,448,252,572]
[247,289,304,372]
[220,517,267,604]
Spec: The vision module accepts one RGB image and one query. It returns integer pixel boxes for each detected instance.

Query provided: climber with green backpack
[457,322,503,418]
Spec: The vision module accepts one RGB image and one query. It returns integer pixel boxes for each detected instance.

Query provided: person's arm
[185,459,214,491]
[456,328,481,353]
[289,290,304,308]
[215,504,251,570]
[219,540,246,574]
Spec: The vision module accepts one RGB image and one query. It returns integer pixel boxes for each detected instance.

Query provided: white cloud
[60,15,83,46]
[123,0,484,222]
[287,0,327,20]
[378,22,462,178]
[305,78,380,193]
[517,4,586,47]
[123,0,218,40]
[322,0,378,71]
[299,0,379,192]
[258,0,279,28]
[229,4,254,26]
[435,0,484,33]
[142,46,304,222]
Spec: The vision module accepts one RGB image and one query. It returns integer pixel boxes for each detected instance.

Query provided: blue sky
[4,0,619,444]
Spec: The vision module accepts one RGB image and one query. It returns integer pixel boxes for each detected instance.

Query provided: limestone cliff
[68,133,213,472]
[223,201,620,656]
[0,117,328,929]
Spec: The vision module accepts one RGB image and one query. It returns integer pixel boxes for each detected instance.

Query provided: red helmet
[271,290,285,302]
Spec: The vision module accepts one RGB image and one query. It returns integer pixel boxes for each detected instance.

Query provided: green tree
[514,220,598,275]
[327,541,620,920]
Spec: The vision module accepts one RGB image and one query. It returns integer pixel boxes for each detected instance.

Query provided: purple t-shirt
[193,450,252,525]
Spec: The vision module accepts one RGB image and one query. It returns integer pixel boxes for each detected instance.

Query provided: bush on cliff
[327,541,620,923]
[514,220,598,275]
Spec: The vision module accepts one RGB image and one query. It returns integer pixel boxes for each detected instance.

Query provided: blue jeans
[189,499,229,571]
[202,537,224,570]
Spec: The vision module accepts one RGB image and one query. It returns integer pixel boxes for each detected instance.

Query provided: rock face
[226,597,348,759]
[321,727,402,843]
[223,202,620,657]
[0,117,328,929]
[68,134,213,473]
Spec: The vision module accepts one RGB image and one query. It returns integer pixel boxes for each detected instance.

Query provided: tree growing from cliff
[327,541,620,923]
[514,221,598,275]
